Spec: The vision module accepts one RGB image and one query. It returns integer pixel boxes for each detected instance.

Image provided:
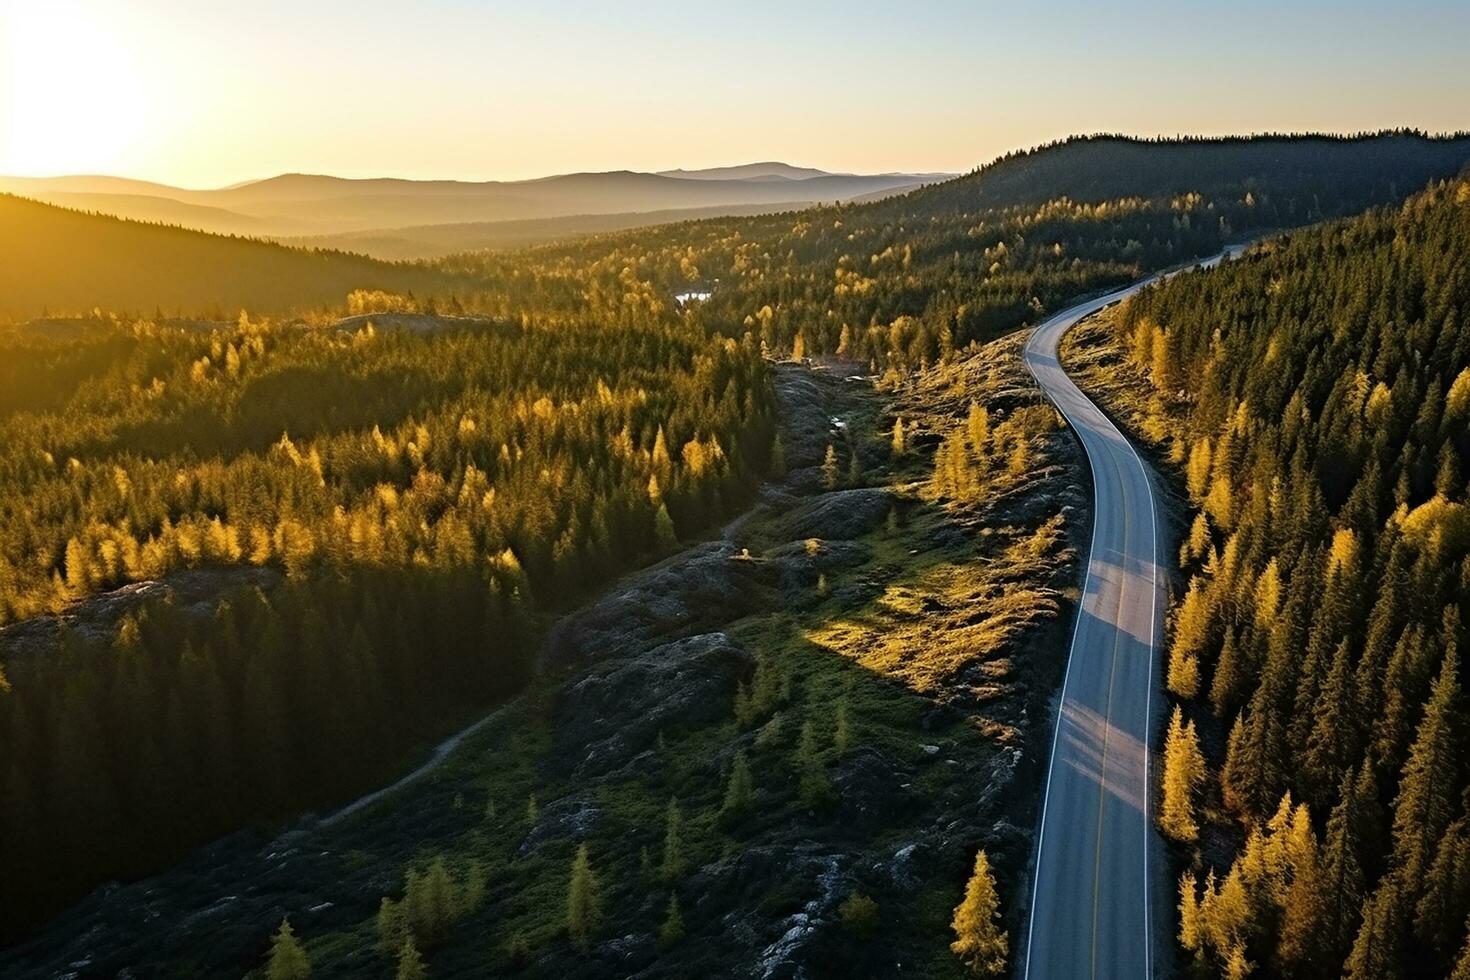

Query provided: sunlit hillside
[0,194,464,319]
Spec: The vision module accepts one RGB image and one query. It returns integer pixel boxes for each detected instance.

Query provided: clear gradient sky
[3,0,1469,188]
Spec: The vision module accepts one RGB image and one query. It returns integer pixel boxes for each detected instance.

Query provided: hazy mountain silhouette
[0,164,949,240]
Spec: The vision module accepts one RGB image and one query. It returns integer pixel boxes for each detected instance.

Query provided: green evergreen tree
[718,750,754,826]
[266,918,311,980]
[821,444,840,490]
[1343,876,1406,980]
[566,843,602,952]
[658,893,686,949]
[1391,650,1460,884]
[660,798,686,882]
[796,720,833,808]
[395,937,427,980]
[833,698,851,755]
[376,897,407,955]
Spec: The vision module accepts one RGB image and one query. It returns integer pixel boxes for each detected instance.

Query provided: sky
[3,0,1470,188]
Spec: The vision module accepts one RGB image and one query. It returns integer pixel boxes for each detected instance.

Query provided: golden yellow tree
[950,849,1008,976]
[1160,705,1207,841]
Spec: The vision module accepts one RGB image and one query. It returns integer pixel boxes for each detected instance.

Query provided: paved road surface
[1020,254,1231,980]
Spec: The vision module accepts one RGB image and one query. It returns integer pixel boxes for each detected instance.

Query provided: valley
[2,124,1469,979]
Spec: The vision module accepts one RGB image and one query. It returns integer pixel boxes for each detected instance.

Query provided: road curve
[1020,254,1231,980]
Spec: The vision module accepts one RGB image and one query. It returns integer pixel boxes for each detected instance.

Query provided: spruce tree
[654,503,678,550]
[1390,650,1460,884]
[566,843,601,952]
[1160,706,1206,842]
[1413,818,1470,956]
[660,799,686,882]
[1178,872,1202,954]
[1311,764,1375,968]
[950,849,1007,976]
[395,937,426,980]
[718,750,754,826]
[1344,876,1406,980]
[796,720,833,808]
[821,445,840,490]
[833,698,851,755]
[266,917,311,980]
[1451,922,1470,980]
[658,893,686,949]
[377,897,406,955]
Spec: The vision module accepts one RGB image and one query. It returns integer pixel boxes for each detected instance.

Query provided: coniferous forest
[0,311,775,933]
[1119,178,1470,977]
[3,131,1470,956]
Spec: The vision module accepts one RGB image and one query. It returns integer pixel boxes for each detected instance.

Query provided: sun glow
[1,2,155,176]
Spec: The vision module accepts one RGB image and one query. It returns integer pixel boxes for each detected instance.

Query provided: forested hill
[880,131,1470,218]
[1113,178,1470,976]
[444,132,1470,376]
[0,194,467,319]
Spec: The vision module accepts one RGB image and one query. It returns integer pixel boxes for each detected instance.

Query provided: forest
[0,309,775,934]
[441,132,1470,374]
[1121,178,1470,977]
[3,131,1470,946]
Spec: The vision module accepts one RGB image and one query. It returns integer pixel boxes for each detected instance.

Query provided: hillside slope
[883,130,1470,216]
[1068,177,1470,978]
[0,195,462,318]
[444,131,1470,373]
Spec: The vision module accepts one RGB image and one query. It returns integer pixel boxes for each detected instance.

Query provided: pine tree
[964,403,989,457]
[1344,876,1406,980]
[1391,650,1460,884]
[417,856,458,945]
[770,433,786,479]
[266,918,311,980]
[658,893,686,949]
[1223,943,1253,980]
[505,931,531,970]
[822,445,840,490]
[718,750,754,826]
[833,698,851,754]
[1178,872,1202,954]
[1160,706,1207,842]
[1309,764,1376,968]
[654,503,678,550]
[377,897,407,955]
[1301,639,1360,811]
[1210,627,1245,718]
[660,798,686,882]
[526,794,539,826]
[839,890,880,936]
[395,937,426,980]
[950,849,1008,976]
[1451,923,1470,980]
[796,720,833,807]
[1167,641,1201,700]
[890,417,907,458]
[1413,814,1470,956]
[566,843,601,952]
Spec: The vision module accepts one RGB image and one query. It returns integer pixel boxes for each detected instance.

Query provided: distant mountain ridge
[0,163,951,244]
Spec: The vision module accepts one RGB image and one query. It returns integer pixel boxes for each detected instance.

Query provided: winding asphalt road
[1020,254,1232,980]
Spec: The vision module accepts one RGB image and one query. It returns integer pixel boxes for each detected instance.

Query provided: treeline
[1123,179,1470,977]
[436,133,1470,375]
[0,311,775,934]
